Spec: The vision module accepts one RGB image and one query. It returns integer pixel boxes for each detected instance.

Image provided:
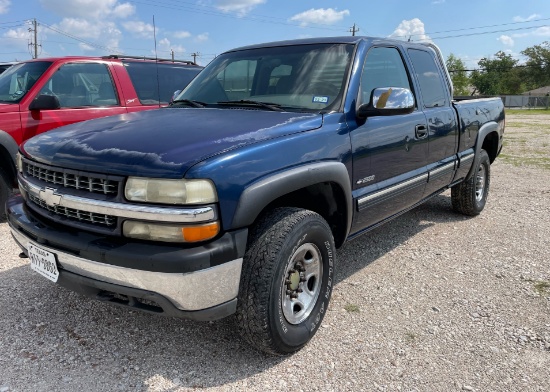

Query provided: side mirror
[171,90,182,103]
[29,94,61,111]
[357,87,415,119]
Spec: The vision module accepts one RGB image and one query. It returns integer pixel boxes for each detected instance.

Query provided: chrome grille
[24,162,119,196]
[29,194,117,227]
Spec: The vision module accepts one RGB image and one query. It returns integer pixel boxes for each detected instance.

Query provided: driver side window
[40,63,118,108]
[359,47,412,106]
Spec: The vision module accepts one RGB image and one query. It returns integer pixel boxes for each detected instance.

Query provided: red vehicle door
[20,61,127,141]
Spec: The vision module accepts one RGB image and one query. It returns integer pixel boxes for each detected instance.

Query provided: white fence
[501,95,550,109]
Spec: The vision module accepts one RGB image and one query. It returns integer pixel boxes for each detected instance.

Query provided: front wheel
[451,149,491,216]
[236,207,335,355]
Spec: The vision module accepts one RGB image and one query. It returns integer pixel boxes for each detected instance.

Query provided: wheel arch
[231,162,352,248]
[466,121,499,180]
[0,130,18,186]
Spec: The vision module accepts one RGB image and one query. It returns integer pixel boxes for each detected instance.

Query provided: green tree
[470,51,525,95]
[521,41,550,89]
[446,53,470,96]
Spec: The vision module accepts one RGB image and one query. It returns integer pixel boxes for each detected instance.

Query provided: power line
[39,21,123,54]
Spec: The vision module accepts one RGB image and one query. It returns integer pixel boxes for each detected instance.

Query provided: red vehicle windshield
[0,61,52,103]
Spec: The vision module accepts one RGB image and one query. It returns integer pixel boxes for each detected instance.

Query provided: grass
[506,109,550,115]
[533,281,550,296]
[498,154,550,170]
[344,303,360,312]
[405,332,417,344]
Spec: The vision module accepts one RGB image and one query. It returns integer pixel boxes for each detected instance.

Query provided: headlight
[125,177,217,204]
[16,152,23,173]
[123,221,220,243]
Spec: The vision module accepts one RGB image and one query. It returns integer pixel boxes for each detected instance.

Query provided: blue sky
[1,0,549,68]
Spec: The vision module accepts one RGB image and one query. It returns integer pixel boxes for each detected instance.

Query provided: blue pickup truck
[7,36,504,355]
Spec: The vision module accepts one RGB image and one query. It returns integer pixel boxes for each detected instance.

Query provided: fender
[0,130,18,165]
[465,121,498,180]
[231,161,353,239]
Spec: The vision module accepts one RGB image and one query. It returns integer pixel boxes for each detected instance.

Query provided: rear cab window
[407,49,448,108]
[123,61,201,105]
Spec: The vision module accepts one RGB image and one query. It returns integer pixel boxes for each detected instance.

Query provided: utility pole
[28,18,40,59]
[191,52,200,64]
[349,23,359,36]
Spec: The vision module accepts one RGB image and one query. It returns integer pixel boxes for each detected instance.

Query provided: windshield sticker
[312,96,329,104]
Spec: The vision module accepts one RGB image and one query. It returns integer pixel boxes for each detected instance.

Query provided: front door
[21,62,127,141]
[351,46,428,233]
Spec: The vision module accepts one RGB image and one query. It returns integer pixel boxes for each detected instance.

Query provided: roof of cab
[224,36,427,53]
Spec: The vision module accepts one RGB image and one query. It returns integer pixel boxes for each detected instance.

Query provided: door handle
[415,124,428,139]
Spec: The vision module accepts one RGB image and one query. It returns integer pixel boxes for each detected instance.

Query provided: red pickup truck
[0,55,202,214]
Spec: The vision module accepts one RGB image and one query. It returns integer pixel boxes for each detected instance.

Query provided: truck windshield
[177,43,354,112]
[0,61,52,103]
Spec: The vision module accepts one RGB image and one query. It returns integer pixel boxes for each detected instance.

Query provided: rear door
[351,46,429,232]
[407,49,459,197]
[20,61,127,141]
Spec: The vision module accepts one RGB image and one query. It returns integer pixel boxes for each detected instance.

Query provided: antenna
[153,15,161,108]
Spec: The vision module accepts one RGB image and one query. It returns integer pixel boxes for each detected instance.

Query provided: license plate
[28,243,59,283]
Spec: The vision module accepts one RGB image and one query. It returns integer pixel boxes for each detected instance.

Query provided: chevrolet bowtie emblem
[39,187,62,207]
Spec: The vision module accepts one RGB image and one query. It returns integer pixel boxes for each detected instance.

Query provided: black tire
[236,207,335,355]
[451,149,490,216]
[0,167,12,221]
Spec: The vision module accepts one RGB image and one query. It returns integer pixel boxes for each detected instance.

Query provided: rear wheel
[451,149,490,216]
[236,207,335,355]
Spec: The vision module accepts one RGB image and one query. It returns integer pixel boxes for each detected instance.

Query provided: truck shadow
[335,191,470,284]
[0,192,472,390]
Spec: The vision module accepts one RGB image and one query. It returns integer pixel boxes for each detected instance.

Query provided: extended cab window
[124,62,200,104]
[359,47,411,106]
[408,49,447,108]
[0,61,51,103]
[39,63,118,108]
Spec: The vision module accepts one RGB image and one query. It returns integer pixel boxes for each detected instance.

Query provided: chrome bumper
[11,228,242,311]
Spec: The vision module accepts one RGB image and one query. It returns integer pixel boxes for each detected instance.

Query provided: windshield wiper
[170,99,206,108]
[217,100,283,111]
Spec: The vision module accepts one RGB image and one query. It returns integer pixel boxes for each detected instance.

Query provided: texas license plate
[28,243,59,283]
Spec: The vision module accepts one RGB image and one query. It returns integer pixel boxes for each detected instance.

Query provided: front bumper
[7,195,248,320]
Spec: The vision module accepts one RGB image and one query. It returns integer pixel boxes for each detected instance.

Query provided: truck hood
[22,108,323,177]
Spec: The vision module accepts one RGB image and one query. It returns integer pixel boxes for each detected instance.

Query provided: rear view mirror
[357,87,415,119]
[29,94,61,111]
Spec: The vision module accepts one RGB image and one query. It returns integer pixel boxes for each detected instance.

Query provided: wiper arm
[170,99,206,108]
[217,100,283,111]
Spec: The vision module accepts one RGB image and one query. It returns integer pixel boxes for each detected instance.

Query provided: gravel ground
[1,114,549,392]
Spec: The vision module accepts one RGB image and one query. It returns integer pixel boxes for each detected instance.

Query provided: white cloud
[54,18,122,52]
[390,18,432,42]
[0,0,11,14]
[513,14,541,22]
[215,0,265,16]
[40,0,135,20]
[533,26,550,37]
[122,21,155,38]
[156,37,185,56]
[79,43,95,51]
[498,35,514,46]
[431,0,445,4]
[195,33,209,42]
[173,31,191,39]
[289,8,350,27]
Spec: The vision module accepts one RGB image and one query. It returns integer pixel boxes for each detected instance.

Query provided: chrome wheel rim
[475,164,486,202]
[282,243,323,325]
